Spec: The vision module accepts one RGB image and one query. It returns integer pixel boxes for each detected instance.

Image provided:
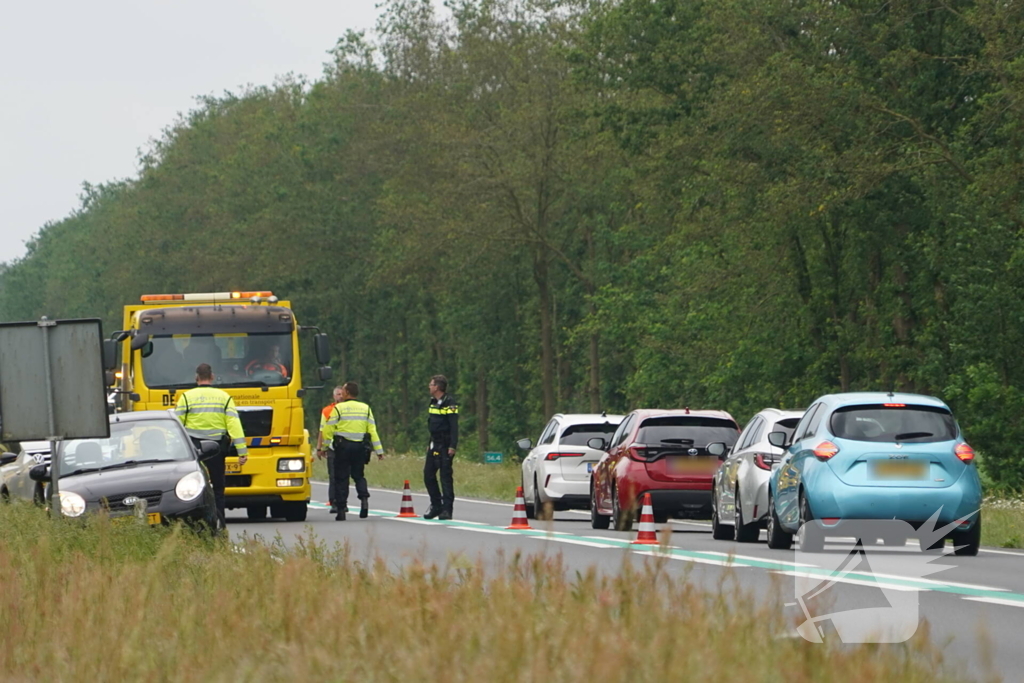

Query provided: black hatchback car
[10,411,219,530]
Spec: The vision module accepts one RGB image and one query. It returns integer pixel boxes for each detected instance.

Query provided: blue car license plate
[587,463,593,473]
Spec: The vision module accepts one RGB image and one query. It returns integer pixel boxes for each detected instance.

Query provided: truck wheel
[270,504,286,519]
[246,505,267,520]
[283,502,308,522]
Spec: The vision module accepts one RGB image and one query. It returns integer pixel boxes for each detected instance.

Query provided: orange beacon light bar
[140,291,274,303]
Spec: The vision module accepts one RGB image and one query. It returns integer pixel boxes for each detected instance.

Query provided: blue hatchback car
[765,392,982,555]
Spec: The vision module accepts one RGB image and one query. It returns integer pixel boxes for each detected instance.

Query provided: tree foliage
[4,0,1024,487]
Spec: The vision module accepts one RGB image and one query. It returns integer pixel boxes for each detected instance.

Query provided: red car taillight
[626,444,648,461]
[545,452,585,461]
[954,443,975,463]
[813,441,839,461]
[753,453,773,471]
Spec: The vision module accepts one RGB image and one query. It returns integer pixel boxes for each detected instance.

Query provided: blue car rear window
[830,405,957,443]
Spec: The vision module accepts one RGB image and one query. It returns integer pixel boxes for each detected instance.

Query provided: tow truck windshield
[141,332,293,388]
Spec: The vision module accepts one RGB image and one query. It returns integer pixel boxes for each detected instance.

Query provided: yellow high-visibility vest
[174,385,248,456]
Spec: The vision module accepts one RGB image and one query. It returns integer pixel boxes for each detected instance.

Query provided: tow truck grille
[238,407,273,437]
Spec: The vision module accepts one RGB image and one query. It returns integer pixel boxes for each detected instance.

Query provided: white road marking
[979,548,1024,557]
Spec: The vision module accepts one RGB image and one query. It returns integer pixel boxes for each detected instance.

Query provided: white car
[517,413,624,520]
[710,408,804,542]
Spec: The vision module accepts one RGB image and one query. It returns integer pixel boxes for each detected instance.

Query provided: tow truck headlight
[59,491,86,517]
[175,471,205,502]
[277,458,305,473]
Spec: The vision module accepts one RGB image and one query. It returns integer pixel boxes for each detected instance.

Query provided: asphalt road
[229,481,1024,679]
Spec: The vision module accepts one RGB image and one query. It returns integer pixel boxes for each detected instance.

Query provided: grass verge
[312,453,521,501]
[981,496,1024,548]
[0,501,972,681]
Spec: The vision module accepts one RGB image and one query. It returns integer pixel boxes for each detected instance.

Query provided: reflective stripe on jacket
[174,385,248,456]
[427,394,459,449]
[322,399,383,455]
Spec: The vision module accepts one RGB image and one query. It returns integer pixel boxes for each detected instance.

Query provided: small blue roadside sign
[484,452,503,464]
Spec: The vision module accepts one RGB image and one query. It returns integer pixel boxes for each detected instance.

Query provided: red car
[589,409,740,530]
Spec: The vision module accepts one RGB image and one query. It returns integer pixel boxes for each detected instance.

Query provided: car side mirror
[198,440,220,458]
[516,438,532,450]
[767,431,789,448]
[0,453,16,467]
[587,437,607,451]
[707,442,728,459]
[29,464,50,482]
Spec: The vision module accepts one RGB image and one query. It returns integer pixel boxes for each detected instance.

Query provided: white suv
[517,413,624,520]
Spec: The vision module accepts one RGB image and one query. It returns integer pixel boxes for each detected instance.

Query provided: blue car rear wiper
[895,432,933,441]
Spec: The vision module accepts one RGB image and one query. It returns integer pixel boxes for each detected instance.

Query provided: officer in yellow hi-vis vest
[175,363,248,530]
[320,381,383,521]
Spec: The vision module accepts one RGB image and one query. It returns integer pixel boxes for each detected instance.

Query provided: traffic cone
[507,486,533,529]
[631,493,658,545]
[397,480,418,518]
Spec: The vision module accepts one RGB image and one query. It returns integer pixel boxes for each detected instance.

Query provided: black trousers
[332,438,369,508]
[424,441,454,512]
[205,453,227,529]
[326,449,336,505]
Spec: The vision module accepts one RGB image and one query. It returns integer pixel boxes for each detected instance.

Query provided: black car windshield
[58,420,193,477]
[141,332,293,389]
[829,405,957,443]
[637,416,740,447]
[559,422,620,446]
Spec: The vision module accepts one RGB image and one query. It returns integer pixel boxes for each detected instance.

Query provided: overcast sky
[0,0,405,265]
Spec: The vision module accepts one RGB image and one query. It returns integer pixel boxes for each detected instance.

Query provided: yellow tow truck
[104,290,332,521]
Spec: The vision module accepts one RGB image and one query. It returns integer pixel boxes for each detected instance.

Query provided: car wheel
[734,487,759,543]
[612,485,633,532]
[766,491,793,550]
[246,505,268,520]
[523,476,536,519]
[952,515,981,557]
[283,502,308,523]
[590,481,610,530]
[534,476,552,521]
[797,491,824,553]
[711,487,734,540]
[0,487,8,503]
[653,511,669,525]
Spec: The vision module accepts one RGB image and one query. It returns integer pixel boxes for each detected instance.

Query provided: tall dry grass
[0,502,972,681]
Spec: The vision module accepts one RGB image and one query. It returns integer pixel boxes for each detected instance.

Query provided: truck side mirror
[102,339,119,371]
[318,366,333,382]
[130,333,151,351]
[314,334,330,365]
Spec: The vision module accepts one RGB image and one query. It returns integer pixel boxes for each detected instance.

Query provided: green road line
[316,502,1024,605]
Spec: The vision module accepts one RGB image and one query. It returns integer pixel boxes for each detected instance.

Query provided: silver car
[710,408,804,542]
[517,413,624,520]
[1,440,52,503]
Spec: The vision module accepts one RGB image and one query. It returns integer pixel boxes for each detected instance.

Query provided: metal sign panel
[0,319,109,441]
[484,452,503,464]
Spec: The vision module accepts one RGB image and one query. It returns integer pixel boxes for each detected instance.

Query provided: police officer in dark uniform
[424,374,458,520]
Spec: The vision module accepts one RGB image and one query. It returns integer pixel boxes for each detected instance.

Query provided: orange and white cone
[397,480,418,518]
[507,486,533,530]
[631,493,658,545]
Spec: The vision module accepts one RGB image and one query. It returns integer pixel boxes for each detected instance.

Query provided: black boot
[329,505,338,515]
[424,505,441,520]
[335,509,346,521]
[439,509,452,521]
[359,499,369,519]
